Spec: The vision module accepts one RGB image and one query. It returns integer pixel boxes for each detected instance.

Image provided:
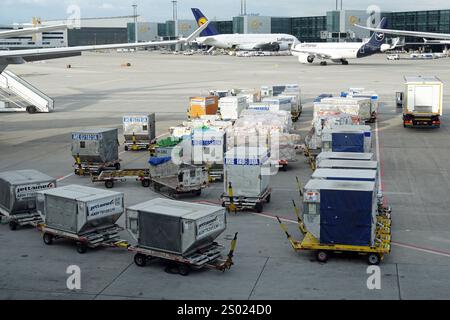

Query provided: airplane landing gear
[341,59,349,65]
[320,61,328,66]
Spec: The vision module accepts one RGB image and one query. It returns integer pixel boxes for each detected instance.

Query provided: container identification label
[123,116,148,124]
[87,197,122,220]
[196,214,223,239]
[72,133,102,141]
[15,182,56,200]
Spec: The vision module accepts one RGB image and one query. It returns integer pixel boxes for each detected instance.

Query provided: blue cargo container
[303,180,376,247]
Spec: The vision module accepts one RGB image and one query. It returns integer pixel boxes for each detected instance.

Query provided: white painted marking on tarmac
[57,173,75,182]
[391,242,450,258]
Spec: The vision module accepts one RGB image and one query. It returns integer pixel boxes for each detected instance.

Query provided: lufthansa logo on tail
[198,17,207,26]
[375,32,385,41]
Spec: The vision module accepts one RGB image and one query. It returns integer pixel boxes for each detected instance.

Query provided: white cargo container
[224,147,270,198]
[191,128,227,165]
[317,160,378,171]
[403,76,443,128]
[219,96,248,120]
[322,125,372,153]
[312,169,377,182]
[126,198,226,256]
[123,114,156,151]
[316,152,374,165]
[37,185,124,235]
[261,97,292,113]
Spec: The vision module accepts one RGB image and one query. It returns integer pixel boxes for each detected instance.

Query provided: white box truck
[403,76,443,128]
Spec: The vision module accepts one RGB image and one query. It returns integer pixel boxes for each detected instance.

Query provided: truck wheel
[282,164,288,172]
[368,253,381,266]
[76,242,88,254]
[124,145,129,151]
[178,264,191,276]
[26,106,37,114]
[134,253,147,267]
[105,180,114,189]
[255,203,263,213]
[316,250,329,263]
[43,233,53,245]
[195,189,202,196]
[141,179,150,188]
[9,220,18,231]
[114,163,121,171]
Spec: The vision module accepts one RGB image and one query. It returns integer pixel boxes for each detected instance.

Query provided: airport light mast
[132,2,138,43]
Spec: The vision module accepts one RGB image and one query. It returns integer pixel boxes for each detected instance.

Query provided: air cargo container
[222,147,271,212]
[403,76,443,128]
[312,169,377,182]
[278,94,303,122]
[322,125,372,153]
[218,96,247,120]
[261,97,292,112]
[346,89,379,121]
[71,128,120,174]
[302,179,377,246]
[317,160,378,171]
[316,152,374,165]
[188,96,219,119]
[126,198,226,256]
[123,113,156,151]
[0,170,56,230]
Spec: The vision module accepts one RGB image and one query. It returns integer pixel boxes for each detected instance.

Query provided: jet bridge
[0,70,54,113]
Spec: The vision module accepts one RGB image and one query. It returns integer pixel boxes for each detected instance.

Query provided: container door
[332,133,364,153]
[126,209,139,241]
[413,86,434,113]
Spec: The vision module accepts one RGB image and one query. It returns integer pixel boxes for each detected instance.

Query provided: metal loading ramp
[0,70,54,113]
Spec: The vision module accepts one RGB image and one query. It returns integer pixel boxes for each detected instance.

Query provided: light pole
[133,3,138,43]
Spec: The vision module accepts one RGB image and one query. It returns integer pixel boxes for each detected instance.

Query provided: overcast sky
[1,0,449,24]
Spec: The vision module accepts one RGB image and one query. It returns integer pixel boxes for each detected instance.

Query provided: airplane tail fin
[367,17,388,47]
[191,8,219,37]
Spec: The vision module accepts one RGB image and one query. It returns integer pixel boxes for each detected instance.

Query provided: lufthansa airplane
[292,18,398,65]
[0,24,68,39]
[192,8,299,52]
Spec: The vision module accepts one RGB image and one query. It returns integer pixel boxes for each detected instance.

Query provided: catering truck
[403,76,443,128]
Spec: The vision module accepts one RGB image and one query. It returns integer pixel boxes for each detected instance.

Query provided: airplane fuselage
[196,33,297,51]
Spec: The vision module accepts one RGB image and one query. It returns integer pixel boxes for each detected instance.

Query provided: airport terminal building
[1,8,449,50]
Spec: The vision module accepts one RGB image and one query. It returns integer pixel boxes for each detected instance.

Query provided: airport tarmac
[0,52,449,300]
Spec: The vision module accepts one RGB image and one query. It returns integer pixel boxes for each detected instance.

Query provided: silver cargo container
[123,113,156,143]
[127,198,226,256]
[316,152,374,164]
[71,128,119,164]
[37,185,124,235]
[317,159,378,171]
[0,170,56,217]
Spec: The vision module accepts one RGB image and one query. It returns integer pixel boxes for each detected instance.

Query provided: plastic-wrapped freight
[303,180,377,246]
[0,170,56,217]
[126,198,226,255]
[149,157,179,178]
[270,133,302,162]
[224,147,271,198]
[123,113,156,143]
[36,185,124,235]
[322,125,372,153]
[71,128,119,164]
[219,96,248,120]
[316,97,372,121]
[347,89,379,116]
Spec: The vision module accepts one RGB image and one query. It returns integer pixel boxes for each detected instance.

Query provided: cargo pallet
[38,224,128,254]
[150,176,207,198]
[91,169,151,189]
[128,233,238,276]
[221,187,272,213]
[277,202,391,265]
[74,158,121,176]
[0,209,42,231]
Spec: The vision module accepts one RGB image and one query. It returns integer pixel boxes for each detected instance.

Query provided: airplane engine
[380,44,391,52]
[297,53,315,64]
[278,43,290,51]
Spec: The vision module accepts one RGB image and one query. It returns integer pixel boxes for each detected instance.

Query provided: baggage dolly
[0,208,42,231]
[150,176,206,198]
[277,201,391,265]
[128,233,238,276]
[38,224,129,254]
[221,184,272,213]
[74,154,121,176]
[124,133,153,152]
[91,169,151,189]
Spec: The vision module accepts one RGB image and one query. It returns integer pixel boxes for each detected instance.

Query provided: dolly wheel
[255,203,263,213]
[124,146,129,151]
[316,250,329,263]
[178,264,191,276]
[9,220,18,231]
[266,194,271,203]
[141,179,150,188]
[195,189,202,196]
[368,253,381,266]
[114,163,121,171]
[282,164,288,172]
[105,180,114,189]
[43,233,53,245]
[76,242,88,254]
[134,253,147,267]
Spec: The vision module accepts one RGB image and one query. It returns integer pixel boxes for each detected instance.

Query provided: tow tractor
[129,233,238,276]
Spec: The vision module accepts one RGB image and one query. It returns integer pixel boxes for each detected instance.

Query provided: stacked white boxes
[224,147,271,198]
[219,96,248,121]
[347,89,379,117]
[317,97,372,122]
